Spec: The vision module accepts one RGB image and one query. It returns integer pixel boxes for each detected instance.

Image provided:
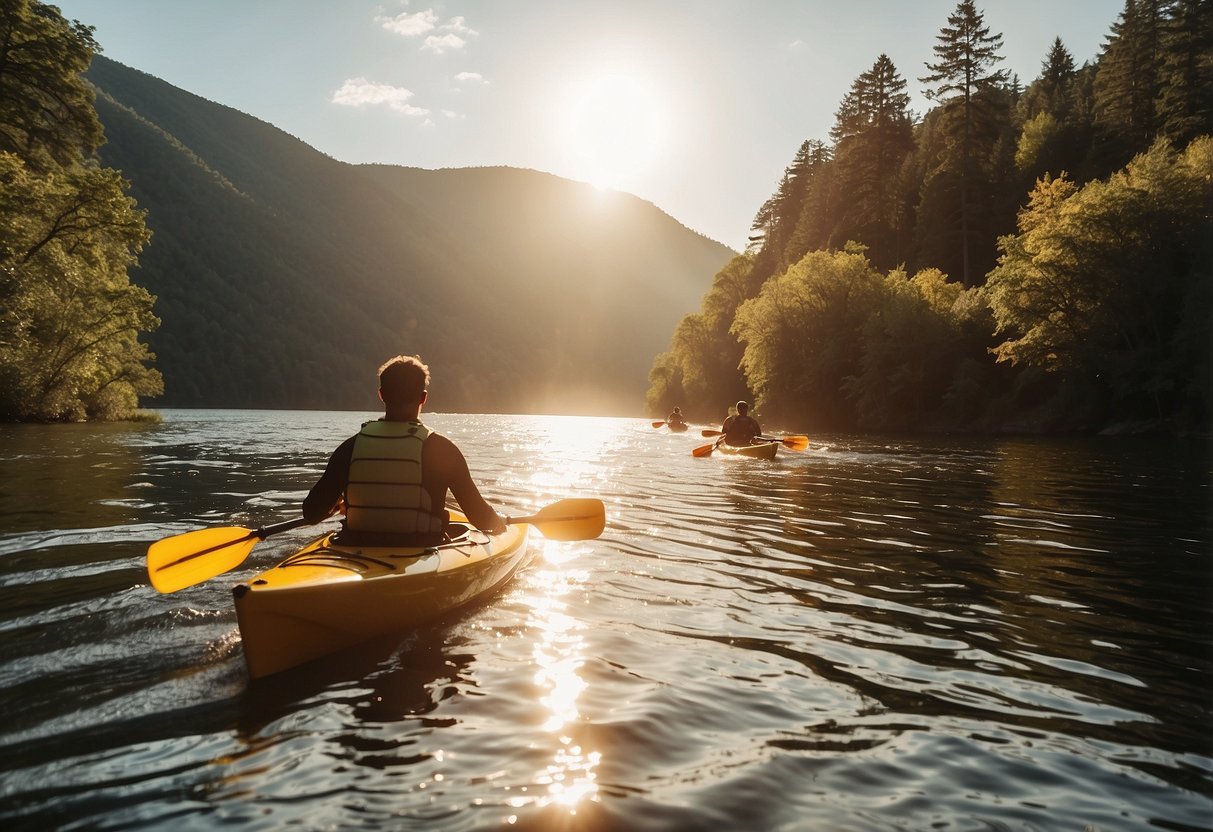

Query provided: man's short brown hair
[378,355,430,405]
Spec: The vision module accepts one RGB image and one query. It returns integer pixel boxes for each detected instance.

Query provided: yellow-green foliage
[987,137,1212,418]
[0,0,161,422]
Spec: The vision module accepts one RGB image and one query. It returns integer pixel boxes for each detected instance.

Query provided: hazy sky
[53,0,1123,251]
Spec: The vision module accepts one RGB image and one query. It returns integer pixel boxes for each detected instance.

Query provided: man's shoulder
[422,430,463,456]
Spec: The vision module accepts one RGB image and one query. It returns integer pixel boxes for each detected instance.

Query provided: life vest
[345,420,445,538]
[724,414,761,445]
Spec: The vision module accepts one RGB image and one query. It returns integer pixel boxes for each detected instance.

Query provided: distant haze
[87,56,733,415]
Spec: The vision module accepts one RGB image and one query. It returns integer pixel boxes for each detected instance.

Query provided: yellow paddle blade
[513,498,605,541]
[651,421,666,428]
[692,442,716,457]
[146,526,258,593]
[779,435,810,451]
[700,429,722,438]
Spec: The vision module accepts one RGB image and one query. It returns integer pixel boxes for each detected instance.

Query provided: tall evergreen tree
[1015,37,1096,185]
[783,140,834,263]
[1156,0,1213,145]
[1026,37,1078,120]
[829,54,916,269]
[919,0,1010,285]
[1092,0,1168,169]
[749,140,822,279]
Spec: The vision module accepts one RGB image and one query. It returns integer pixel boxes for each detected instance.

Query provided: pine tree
[829,54,916,269]
[1093,0,1168,167]
[919,0,1010,285]
[1027,37,1078,120]
[1156,0,1213,145]
[749,139,824,278]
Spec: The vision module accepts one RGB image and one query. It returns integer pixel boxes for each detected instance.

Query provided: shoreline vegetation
[647,1,1212,439]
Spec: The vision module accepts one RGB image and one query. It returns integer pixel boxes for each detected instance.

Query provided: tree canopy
[0,0,160,421]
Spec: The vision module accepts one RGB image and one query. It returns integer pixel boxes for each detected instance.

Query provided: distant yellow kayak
[233,513,531,679]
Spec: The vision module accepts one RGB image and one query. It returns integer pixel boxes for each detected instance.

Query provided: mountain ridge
[84,55,733,415]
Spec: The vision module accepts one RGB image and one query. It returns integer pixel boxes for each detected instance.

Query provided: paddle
[691,439,720,457]
[147,498,607,594]
[651,420,667,428]
[147,516,312,594]
[698,429,810,452]
[508,497,606,541]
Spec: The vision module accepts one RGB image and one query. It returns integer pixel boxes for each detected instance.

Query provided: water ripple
[0,414,1208,831]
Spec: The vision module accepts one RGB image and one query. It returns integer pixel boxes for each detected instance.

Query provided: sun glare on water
[561,69,665,191]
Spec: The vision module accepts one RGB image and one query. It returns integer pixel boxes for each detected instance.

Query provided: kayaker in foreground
[303,354,507,544]
[720,400,761,446]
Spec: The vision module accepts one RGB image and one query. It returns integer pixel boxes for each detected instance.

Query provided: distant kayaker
[303,354,507,544]
[720,400,761,446]
[666,406,686,428]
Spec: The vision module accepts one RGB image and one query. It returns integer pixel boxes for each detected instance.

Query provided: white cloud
[442,109,460,118]
[422,32,466,54]
[441,16,478,35]
[376,8,438,36]
[454,71,486,84]
[331,78,430,116]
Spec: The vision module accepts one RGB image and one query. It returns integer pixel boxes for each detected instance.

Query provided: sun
[561,71,664,191]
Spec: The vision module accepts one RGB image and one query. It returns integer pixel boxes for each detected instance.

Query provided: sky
[52,0,1124,252]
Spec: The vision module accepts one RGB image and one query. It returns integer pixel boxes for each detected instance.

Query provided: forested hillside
[648,0,1211,435]
[83,56,732,415]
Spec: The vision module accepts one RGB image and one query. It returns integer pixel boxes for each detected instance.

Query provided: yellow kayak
[717,441,778,460]
[232,514,531,679]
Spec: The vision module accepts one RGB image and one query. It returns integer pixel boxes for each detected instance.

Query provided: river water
[0,409,1209,831]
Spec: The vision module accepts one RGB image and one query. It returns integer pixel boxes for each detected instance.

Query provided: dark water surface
[0,410,1210,831]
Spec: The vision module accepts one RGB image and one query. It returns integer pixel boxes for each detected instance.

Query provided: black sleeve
[303,436,355,523]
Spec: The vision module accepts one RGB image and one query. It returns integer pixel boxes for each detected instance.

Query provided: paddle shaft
[155,516,311,572]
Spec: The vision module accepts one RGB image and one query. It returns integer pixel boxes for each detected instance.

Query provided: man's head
[378,354,430,408]
[736,400,749,415]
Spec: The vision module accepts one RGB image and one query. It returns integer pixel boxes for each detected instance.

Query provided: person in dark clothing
[720,400,761,446]
[303,355,505,544]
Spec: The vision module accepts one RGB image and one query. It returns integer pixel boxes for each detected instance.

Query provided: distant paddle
[652,420,667,428]
[699,429,809,452]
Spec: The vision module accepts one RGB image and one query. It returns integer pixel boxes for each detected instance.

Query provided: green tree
[781,140,835,263]
[986,137,1213,427]
[0,0,160,421]
[0,0,103,170]
[829,54,917,270]
[919,0,1011,285]
[845,267,992,430]
[1156,0,1213,146]
[646,254,759,419]
[1026,37,1078,121]
[1015,38,1098,189]
[1092,0,1168,169]
[731,244,884,428]
[749,140,826,279]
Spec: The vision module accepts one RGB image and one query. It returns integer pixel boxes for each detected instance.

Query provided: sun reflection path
[517,545,601,814]
[498,415,632,497]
